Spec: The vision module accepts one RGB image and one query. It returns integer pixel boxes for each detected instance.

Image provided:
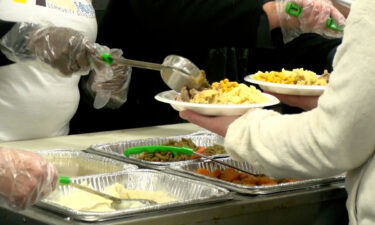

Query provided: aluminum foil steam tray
[37,169,231,222]
[38,149,138,177]
[86,132,227,169]
[168,158,345,195]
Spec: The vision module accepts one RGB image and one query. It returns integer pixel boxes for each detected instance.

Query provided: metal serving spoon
[58,176,157,210]
[101,54,209,92]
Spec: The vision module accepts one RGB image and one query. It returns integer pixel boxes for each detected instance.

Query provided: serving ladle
[101,54,209,92]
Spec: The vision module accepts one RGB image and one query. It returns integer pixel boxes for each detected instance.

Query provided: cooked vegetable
[195,168,297,186]
[134,138,227,162]
[191,147,206,160]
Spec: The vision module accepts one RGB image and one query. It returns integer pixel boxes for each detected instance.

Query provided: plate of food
[244,69,329,96]
[155,79,280,116]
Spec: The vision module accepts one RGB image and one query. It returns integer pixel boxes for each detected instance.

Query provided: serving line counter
[0,123,348,225]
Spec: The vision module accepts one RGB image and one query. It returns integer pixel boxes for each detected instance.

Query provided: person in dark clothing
[69,0,343,134]
[0,20,15,66]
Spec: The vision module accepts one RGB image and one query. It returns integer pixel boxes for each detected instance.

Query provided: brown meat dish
[134,138,227,162]
[195,168,298,186]
[175,86,199,102]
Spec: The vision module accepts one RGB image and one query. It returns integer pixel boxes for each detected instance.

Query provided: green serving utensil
[124,146,259,176]
[285,2,344,32]
[58,176,157,209]
[124,145,193,157]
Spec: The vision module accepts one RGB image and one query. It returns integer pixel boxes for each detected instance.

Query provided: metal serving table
[0,123,349,225]
[0,184,348,225]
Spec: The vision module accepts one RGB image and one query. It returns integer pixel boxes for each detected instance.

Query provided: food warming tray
[87,132,226,169]
[168,158,345,195]
[37,169,231,222]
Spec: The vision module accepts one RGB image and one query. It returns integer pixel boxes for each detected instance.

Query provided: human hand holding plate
[179,110,238,137]
[265,92,319,111]
[155,90,279,116]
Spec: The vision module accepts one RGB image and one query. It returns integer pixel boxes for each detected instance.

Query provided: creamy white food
[51,183,176,212]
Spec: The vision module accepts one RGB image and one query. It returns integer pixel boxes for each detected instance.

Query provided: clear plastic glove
[0,147,58,210]
[276,0,346,42]
[85,48,132,109]
[0,23,95,76]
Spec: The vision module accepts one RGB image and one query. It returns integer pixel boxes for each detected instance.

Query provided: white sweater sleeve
[225,0,375,179]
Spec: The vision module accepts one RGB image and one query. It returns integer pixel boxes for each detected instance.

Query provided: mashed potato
[252,68,328,86]
[189,79,268,104]
[51,183,176,212]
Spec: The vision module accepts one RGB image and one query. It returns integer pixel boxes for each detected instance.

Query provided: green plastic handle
[285,1,302,17]
[101,53,114,65]
[124,145,194,157]
[325,17,344,32]
[285,2,344,32]
[59,176,71,185]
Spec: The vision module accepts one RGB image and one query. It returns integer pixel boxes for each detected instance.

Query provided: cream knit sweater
[225,0,375,224]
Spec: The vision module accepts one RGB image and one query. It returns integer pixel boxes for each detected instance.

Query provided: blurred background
[92,0,110,24]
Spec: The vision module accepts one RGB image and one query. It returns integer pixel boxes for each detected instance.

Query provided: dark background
[69,1,340,134]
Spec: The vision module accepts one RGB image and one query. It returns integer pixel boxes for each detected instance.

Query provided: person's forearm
[225,0,375,179]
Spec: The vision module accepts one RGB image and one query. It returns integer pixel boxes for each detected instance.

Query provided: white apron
[0,0,97,141]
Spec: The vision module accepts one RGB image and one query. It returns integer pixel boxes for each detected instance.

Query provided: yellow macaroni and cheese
[252,68,329,86]
[178,79,268,104]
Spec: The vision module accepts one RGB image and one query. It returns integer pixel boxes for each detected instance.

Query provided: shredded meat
[176,86,200,102]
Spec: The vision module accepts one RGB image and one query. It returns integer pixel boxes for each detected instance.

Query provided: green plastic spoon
[124,145,259,176]
[285,2,344,32]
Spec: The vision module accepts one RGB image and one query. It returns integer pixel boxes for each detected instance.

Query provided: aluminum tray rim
[38,149,139,172]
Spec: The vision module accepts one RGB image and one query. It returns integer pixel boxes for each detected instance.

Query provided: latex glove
[0,147,58,210]
[86,48,132,109]
[0,23,95,76]
[276,0,346,42]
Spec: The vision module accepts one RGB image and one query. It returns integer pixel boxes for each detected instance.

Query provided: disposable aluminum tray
[168,158,345,195]
[37,169,231,222]
[87,132,227,170]
[38,150,138,177]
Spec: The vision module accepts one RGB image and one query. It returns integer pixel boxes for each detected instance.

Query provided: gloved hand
[84,48,132,109]
[0,147,58,210]
[0,23,96,76]
[276,0,346,42]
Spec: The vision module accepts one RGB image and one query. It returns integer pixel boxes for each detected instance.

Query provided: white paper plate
[244,74,326,96]
[154,90,280,116]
